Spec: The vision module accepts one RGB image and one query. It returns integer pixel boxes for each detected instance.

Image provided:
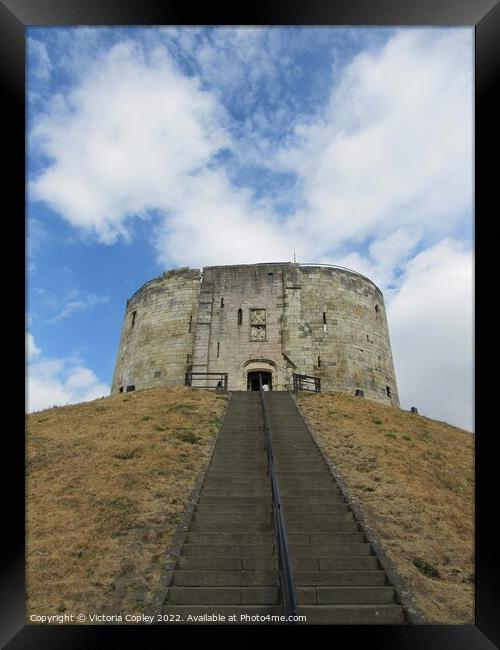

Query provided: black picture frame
[5,0,499,646]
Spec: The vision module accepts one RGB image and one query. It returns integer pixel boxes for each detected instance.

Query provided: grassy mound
[26,387,227,620]
[297,392,474,624]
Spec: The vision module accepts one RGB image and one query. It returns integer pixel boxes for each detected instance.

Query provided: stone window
[237,308,243,325]
[267,272,274,284]
[375,304,380,315]
[220,298,224,308]
[154,371,161,378]
[217,342,220,357]
[323,312,327,332]
[131,310,137,327]
[386,385,392,398]
[119,387,123,393]
[126,385,135,392]
[250,308,266,341]
[188,315,192,333]
[317,356,321,367]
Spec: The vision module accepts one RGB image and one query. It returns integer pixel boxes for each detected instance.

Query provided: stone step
[166,587,280,605]
[201,489,270,498]
[212,452,264,457]
[198,495,271,505]
[215,442,264,446]
[196,504,270,514]
[210,461,266,472]
[294,570,386,586]
[283,504,348,513]
[285,521,358,533]
[177,556,277,571]
[203,478,269,487]
[181,544,274,557]
[277,478,337,488]
[276,464,329,471]
[276,469,329,475]
[297,585,395,605]
[185,532,274,544]
[280,487,341,496]
[173,570,279,587]
[292,556,380,571]
[280,495,343,505]
[289,543,372,557]
[189,520,272,532]
[284,511,353,524]
[211,453,267,459]
[192,513,272,524]
[288,531,364,544]
[296,604,406,625]
[207,470,267,476]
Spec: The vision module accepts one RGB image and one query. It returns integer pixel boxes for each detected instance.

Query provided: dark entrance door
[247,371,272,391]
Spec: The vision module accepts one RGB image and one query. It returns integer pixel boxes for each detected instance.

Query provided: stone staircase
[267,391,406,624]
[161,391,407,625]
[162,392,281,622]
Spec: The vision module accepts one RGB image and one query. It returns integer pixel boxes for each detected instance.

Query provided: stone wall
[110,268,201,394]
[110,263,399,406]
[286,266,399,405]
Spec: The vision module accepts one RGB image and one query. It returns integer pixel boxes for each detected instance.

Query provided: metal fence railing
[185,372,228,390]
[292,373,321,393]
[259,373,298,622]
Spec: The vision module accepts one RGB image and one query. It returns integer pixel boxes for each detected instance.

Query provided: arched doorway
[247,371,272,391]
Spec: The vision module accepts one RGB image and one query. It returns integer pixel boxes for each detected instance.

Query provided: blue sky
[27,26,474,430]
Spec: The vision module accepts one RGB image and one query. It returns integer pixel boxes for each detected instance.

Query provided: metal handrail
[293,373,321,393]
[258,373,298,622]
[185,372,228,390]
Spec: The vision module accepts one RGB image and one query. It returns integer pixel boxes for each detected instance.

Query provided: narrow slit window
[186,354,190,363]
[386,386,392,398]
[119,387,123,393]
[323,312,327,324]
[317,356,321,367]
[220,298,224,308]
[237,308,242,325]
[375,304,380,315]
[188,315,192,333]
[131,311,136,327]
[217,342,220,358]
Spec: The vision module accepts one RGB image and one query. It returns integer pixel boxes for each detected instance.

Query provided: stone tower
[111,263,399,406]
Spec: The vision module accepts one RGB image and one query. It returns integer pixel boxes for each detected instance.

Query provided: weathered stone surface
[111,263,399,406]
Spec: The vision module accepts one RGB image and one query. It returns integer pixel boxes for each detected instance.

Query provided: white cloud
[28,38,52,81]
[46,292,110,323]
[387,240,473,431]
[27,333,41,358]
[278,29,473,253]
[29,29,472,273]
[26,335,109,413]
[30,41,229,243]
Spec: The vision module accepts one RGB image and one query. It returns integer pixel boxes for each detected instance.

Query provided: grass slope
[297,392,474,624]
[27,387,473,624]
[26,387,227,620]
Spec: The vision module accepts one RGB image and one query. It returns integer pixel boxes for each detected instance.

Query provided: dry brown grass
[297,392,474,624]
[26,386,227,620]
